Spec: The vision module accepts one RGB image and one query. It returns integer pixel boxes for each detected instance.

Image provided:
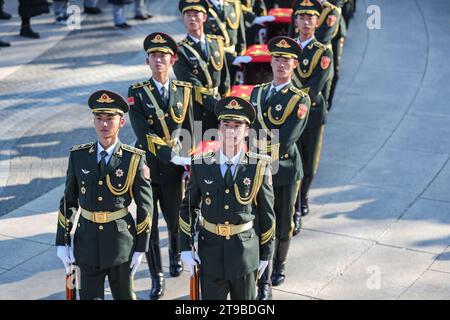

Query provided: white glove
[57,246,75,274]
[130,252,144,277]
[257,260,269,279]
[181,251,201,276]
[232,55,252,66]
[171,155,191,166]
[254,15,275,26]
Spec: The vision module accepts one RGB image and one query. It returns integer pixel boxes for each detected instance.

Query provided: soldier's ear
[145,57,150,65]
[170,54,177,65]
[293,59,299,68]
[119,116,125,128]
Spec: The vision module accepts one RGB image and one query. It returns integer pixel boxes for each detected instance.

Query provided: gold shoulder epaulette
[206,34,225,42]
[246,151,271,162]
[323,1,338,11]
[290,86,308,97]
[70,142,94,152]
[131,80,150,89]
[192,151,215,161]
[313,41,327,50]
[121,144,146,156]
[254,82,270,88]
[173,80,193,88]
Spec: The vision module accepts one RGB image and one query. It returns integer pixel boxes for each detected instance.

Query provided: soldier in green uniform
[204,0,247,84]
[289,0,342,110]
[174,0,230,137]
[128,33,194,299]
[55,90,153,300]
[291,0,333,232]
[249,36,311,299]
[328,0,346,110]
[179,96,276,300]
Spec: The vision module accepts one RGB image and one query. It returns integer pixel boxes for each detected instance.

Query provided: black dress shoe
[0,40,10,47]
[271,270,285,286]
[115,23,132,29]
[292,211,302,236]
[301,204,309,216]
[149,276,165,300]
[169,257,183,277]
[20,26,40,39]
[0,11,11,20]
[134,14,152,20]
[84,7,102,14]
[256,284,272,300]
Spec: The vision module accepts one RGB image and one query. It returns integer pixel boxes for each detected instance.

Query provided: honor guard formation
[56,0,357,300]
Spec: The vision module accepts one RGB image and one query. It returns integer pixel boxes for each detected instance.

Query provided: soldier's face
[146,52,174,74]
[271,56,299,80]
[94,114,125,141]
[183,10,207,32]
[296,14,319,37]
[219,120,249,147]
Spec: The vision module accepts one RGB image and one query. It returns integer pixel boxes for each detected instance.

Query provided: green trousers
[200,271,257,300]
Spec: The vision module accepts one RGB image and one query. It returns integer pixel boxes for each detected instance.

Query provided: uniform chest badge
[303,58,309,65]
[176,102,183,109]
[81,186,86,194]
[327,15,337,27]
[81,169,90,174]
[321,56,331,70]
[204,179,214,185]
[115,169,124,178]
[193,69,199,75]
[297,104,308,120]
[243,177,251,186]
[275,104,282,112]
[205,197,212,205]
[143,164,150,180]
[214,51,220,57]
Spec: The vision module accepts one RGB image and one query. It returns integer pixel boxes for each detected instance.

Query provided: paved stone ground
[0,0,449,300]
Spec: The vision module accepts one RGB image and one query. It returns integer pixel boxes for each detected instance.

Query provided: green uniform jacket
[316,1,342,45]
[173,34,230,132]
[55,141,153,269]
[205,0,247,56]
[179,151,276,280]
[128,78,194,184]
[250,83,311,186]
[292,38,333,129]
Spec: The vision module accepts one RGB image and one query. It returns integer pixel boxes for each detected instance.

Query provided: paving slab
[305,185,413,241]
[275,230,373,297]
[317,245,436,300]
[422,160,450,202]
[399,270,450,300]
[385,114,450,154]
[429,247,450,274]
[351,147,448,193]
[378,199,450,254]
[0,235,51,270]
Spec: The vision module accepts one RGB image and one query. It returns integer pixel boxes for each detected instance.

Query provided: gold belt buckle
[217,222,231,240]
[93,212,107,223]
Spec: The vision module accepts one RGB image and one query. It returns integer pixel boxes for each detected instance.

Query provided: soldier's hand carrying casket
[232,56,252,66]
[254,15,275,26]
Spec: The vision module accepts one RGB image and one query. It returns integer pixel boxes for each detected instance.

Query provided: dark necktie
[224,161,233,188]
[266,87,277,102]
[99,150,108,177]
[161,86,168,105]
[196,41,207,59]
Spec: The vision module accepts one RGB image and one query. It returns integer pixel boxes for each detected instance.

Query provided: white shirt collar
[152,78,170,94]
[97,140,118,163]
[218,149,242,166]
[188,34,206,45]
[269,80,291,93]
[210,0,224,9]
[297,36,315,49]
